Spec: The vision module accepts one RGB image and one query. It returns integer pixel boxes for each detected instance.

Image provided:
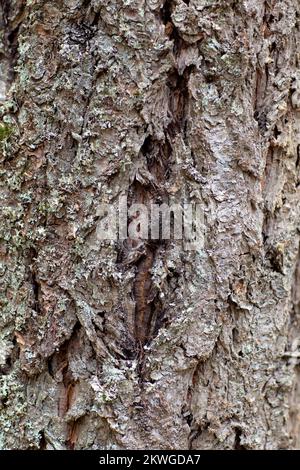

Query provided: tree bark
[1,0,300,450]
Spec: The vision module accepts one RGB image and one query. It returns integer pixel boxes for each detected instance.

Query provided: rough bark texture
[1,0,300,450]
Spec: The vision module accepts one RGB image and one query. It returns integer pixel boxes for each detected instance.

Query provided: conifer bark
[1,0,300,450]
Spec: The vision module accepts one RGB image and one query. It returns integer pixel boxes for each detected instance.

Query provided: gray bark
[1,0,300,450]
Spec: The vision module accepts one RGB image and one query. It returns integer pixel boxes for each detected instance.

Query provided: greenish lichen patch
[0,123,12,142]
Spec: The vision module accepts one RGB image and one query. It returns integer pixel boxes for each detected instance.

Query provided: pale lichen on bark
[0,0,300,450]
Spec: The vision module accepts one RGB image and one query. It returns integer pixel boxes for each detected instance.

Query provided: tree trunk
[1,0,300,450]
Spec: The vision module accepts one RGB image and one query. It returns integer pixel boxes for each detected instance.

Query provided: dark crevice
[47,356,54,378]
[273,125,281,139]
[291,242,300,319]
[254,109,267,132]
[160,0,173,26]
[167,65,193,139]
[0,0,9,30]
[181,403,193,426]
[265,63,269,89]
[266,245,284,274]
[253,55,269,132]
[147,139,173,184]
[296,144,300,168]
[28,248,41,314]
[48,322,82,448]
[133,242,164,348]
[31,271,41,314]
[160,0,194,57]
[68,22,95,45]
[90,11,101,27]
[140,135,153,156]
[82,0,101,29]
[7,21,21,57]
[47,321,80,383]
[234,427,246,450]
[119,134,172,358]
[184,362,204,448]
[118,0,193,367]
[39,431,47,450]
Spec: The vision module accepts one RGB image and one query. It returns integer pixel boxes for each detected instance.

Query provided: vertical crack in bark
[54,326,79,413]
[288,243,300,447]
[120,0,194,361]
[296,144,300,173]
[47,322,81,448]
[184,361,205,449]
[234,427,246,450]
[123,174,164,357]
[31,271,41,314]
[28,248,41,314]
[38,430,47,450]
[253,0,275,132]
[167,65,193,142]
[133,243,155,347]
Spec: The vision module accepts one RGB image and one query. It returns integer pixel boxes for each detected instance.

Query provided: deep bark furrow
[1,0,300,450]
[124,0,195,354]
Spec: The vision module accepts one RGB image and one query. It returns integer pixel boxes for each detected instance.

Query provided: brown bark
[1,0,300,450]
